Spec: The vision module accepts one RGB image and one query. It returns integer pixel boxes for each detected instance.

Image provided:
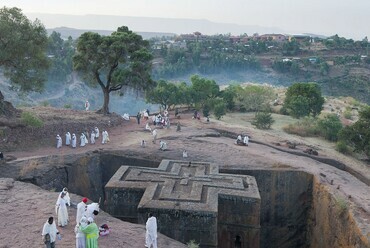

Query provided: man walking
[42,217,60,248]
[145,213,157,248]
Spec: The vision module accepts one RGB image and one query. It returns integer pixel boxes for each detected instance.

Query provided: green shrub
[336,141,352,155]
[187,240,200,248]
[343,110,352,120]
[335,197,348,215]
[21,112,44,128]
[317,114,343,141]
[213,101,226,120]
[64,104,72,109]
[252,111,275,129]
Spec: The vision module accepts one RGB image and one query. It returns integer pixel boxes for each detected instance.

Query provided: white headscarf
[80,216,88,227]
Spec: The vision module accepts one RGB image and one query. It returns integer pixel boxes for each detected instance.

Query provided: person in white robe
[85,100,90,111]
[94,127,100,139]
[235,134,242,144]
[243,135,249,146]
[76,197,88,224]
[101,131,107,144]
[84,202,100,220]
[145,122,152,132]
[182,150,188,158]
[145,213,157,248]
[90,131,96,144]
[56,135,62,148]
[42,217,60,248]
[159,140,167,151]
[58,187,71,207]
[105,130,110,142]
[152,129,157,144]
[71,133,77,148]
[55,193,69,227]
[143,111,149,120]
[65,132,71,146]
[80,133,86,147]
[75,216,87,248]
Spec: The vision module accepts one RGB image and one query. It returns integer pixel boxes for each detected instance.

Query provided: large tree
[283,82,324,118]
[190,75,219,108]
[0,7,49,93]
[73,26,154,114]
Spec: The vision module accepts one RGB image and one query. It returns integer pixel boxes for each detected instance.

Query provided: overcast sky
[2,0,369,40]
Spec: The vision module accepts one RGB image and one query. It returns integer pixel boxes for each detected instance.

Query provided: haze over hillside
[27,13,287,36]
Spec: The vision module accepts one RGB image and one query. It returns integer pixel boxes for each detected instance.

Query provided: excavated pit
[20,152,368,248]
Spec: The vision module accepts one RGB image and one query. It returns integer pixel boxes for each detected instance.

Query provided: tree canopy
[73,26,154,114]
[47,31,74,82]
[339,106,370,158]
[283,82,324,118]
[0,7,49,92]
[145,80,180,110]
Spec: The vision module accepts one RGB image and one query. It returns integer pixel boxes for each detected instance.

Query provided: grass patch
[21,112,44,128]
[282,117,319,137]
[335,196,348,215]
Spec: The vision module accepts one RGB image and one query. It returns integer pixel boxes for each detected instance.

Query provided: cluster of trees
[146,76,277,120]
[0,7,369,158]
[0,7,154,115]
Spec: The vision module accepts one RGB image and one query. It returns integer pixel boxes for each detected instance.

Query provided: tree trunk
[98,88,110,115]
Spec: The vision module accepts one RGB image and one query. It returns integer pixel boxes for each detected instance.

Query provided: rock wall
[308,177,370,248]
[222,169,313,248]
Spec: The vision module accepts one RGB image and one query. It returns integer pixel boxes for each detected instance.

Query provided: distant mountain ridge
[48,27,175,40]
[27,13,287,36]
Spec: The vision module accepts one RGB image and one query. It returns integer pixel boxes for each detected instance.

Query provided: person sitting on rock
[235,134,242,145]
[243,135,249,146]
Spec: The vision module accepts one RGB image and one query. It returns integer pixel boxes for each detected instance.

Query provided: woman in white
[58,187,70,207]
[56,135,62,148]
[65,132,71,146]
[71,133,77,148]
[75,216,87,248]
[94,127,100,139]
[80,133,86,147]
[101,131,107,144]
[55,193,69,227]
[90,130,96,144]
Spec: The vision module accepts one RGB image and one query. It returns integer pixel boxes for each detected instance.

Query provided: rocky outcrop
[309,177,370,247]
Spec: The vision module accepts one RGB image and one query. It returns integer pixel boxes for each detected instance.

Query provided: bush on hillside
[283,117,319,137]
[336,141,352,155]
[317,114,343,141]
[252,111,275,129]
[21,112,44,128]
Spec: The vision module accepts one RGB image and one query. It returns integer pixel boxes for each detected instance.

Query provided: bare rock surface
[0,178,186,248]
[1,107,370,247]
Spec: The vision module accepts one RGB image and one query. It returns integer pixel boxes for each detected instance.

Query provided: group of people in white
[235,134,249,146]
[56,127,110,149]
[42,187,102,248]
[42,187,158,248]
